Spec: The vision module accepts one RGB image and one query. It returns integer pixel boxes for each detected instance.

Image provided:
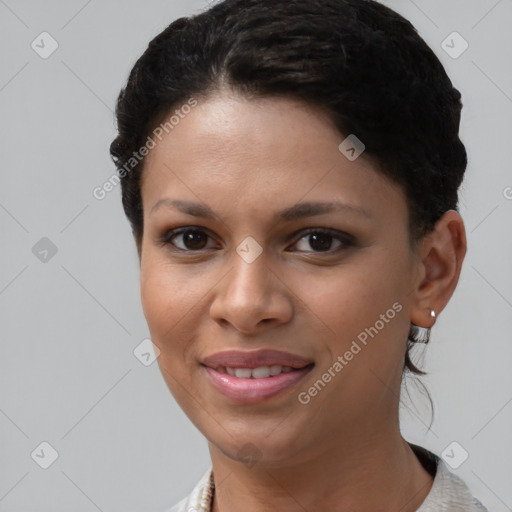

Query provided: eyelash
[158,226,355,254]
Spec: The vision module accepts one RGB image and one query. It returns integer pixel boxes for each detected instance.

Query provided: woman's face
[139,91,423,466]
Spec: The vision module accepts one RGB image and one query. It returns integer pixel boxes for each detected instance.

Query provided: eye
[159,226,355,254]
[289,228,355,253]
[160,227,217,252]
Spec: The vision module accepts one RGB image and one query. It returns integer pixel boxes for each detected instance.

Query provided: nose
[209,251,293,334]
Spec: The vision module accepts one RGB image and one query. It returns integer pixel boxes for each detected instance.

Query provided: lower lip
[203,365,314,404]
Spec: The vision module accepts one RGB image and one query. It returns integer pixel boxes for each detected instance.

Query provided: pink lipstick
[201,349,314,404]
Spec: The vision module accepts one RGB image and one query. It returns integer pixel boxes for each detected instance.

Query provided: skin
[138,89,467,512]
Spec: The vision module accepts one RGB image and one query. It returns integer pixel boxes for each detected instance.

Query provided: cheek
[140,260,189,358]
[140,254,195,329]
[139,256,213,369]
[140,266,169,334]
[139,260,217,429]
[299,253,409,373]
[307,262,401,330]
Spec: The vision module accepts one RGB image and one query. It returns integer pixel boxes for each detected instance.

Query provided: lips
[202,348,313,370]
[201,349,314,404]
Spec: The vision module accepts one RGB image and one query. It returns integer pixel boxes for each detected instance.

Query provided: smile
[214,365,297,378]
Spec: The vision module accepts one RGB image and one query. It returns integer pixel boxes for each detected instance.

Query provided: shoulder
[413,446,488,512]
[163,466,214,512]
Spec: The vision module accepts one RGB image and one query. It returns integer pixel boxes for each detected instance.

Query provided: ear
[410,210,467,328]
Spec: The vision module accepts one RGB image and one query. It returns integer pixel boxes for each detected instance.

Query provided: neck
[209,430,434,512]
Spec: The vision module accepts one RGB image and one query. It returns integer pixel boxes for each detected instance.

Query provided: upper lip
[202,349,313,369]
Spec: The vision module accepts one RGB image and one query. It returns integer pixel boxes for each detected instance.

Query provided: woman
[110,0,488,510]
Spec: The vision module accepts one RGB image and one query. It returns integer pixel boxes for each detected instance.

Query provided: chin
[208,427,311,469]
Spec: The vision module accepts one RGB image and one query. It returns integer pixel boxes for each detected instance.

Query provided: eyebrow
[150,198,372,221]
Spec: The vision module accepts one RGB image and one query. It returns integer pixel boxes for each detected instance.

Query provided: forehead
[141,93,406,224]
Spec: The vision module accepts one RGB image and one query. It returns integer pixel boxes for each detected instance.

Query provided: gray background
[1,0,511,510]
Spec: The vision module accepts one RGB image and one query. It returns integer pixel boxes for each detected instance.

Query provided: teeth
[252,366,270,379]
[270,365,282,376]
[220,365,295,379]
[234,368,252,378]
